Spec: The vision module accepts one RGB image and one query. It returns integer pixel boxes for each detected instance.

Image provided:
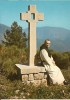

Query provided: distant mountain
[37,26,70,52]
[0,23,70,52]
[0,24,10,42]
[24,26,70,52]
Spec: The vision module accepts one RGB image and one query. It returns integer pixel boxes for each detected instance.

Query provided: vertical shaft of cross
[20,5,44,66]
[28,22,36,66]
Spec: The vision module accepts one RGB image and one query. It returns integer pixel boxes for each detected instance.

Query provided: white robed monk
[40,39,68,85]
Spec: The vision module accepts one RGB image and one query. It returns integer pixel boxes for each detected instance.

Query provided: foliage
[0,70,70,99]
[2,21,27,48]
[0,21,29,79]
[62,68,70,81]
[52,51,70,69]
[0,45,28,79]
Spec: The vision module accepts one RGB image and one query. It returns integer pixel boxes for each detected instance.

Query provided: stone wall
[16,64,47,86]
[16,64,48,86]
[22,72,47,86]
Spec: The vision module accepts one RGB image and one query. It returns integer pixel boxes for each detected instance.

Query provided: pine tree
[2,21,27,48]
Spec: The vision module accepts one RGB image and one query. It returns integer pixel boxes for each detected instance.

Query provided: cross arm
[37,13,44,21]
[20,12,29,21]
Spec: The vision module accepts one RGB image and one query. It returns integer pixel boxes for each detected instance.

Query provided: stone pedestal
[16,64,47,86]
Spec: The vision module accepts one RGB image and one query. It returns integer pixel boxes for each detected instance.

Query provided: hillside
[0,23,70,51]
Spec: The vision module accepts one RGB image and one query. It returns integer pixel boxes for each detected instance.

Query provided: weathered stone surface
[44,72,48,79]
[22,75,28,81]
[21,67,40,74]
[20,5,44,66]
[29,74,34,81]
[15,64,46,74]
[34,73,44,80]
[41,79,47,86]
[16,64,48,85]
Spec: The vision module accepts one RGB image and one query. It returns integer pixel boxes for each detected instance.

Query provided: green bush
[62,68,70,80]
[0,45,28,79]
[52,51,70,69]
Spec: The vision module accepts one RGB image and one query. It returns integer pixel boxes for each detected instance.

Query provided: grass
[0,68,70,99]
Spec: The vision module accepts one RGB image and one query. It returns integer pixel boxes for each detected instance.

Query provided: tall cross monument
[20,5,44,66]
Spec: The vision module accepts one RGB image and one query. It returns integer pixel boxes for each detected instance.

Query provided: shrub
[62,68,70,80]
[51,51,70,69]
[0,45,28,79]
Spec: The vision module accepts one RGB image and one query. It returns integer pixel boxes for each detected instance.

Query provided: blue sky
[0,0,70,30]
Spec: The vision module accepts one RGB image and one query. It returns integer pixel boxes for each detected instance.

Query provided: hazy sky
[0,0,70,30]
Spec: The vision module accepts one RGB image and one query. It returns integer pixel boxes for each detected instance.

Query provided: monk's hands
[51,56,56,65]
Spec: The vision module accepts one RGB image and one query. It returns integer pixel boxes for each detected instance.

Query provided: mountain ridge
[0,23,70,52]
[24,26,70,51]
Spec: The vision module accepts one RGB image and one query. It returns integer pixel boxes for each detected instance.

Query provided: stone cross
[20,5,44,66]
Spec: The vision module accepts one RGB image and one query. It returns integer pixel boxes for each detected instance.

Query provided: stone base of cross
[16,64,47,86]
[15,5,47,86]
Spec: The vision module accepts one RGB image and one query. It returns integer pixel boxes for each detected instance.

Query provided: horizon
[0,23,70,31]
[0,0,70,30]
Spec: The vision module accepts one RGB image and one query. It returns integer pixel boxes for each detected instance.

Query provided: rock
[15,90,20,94]
[34,73,44,80]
